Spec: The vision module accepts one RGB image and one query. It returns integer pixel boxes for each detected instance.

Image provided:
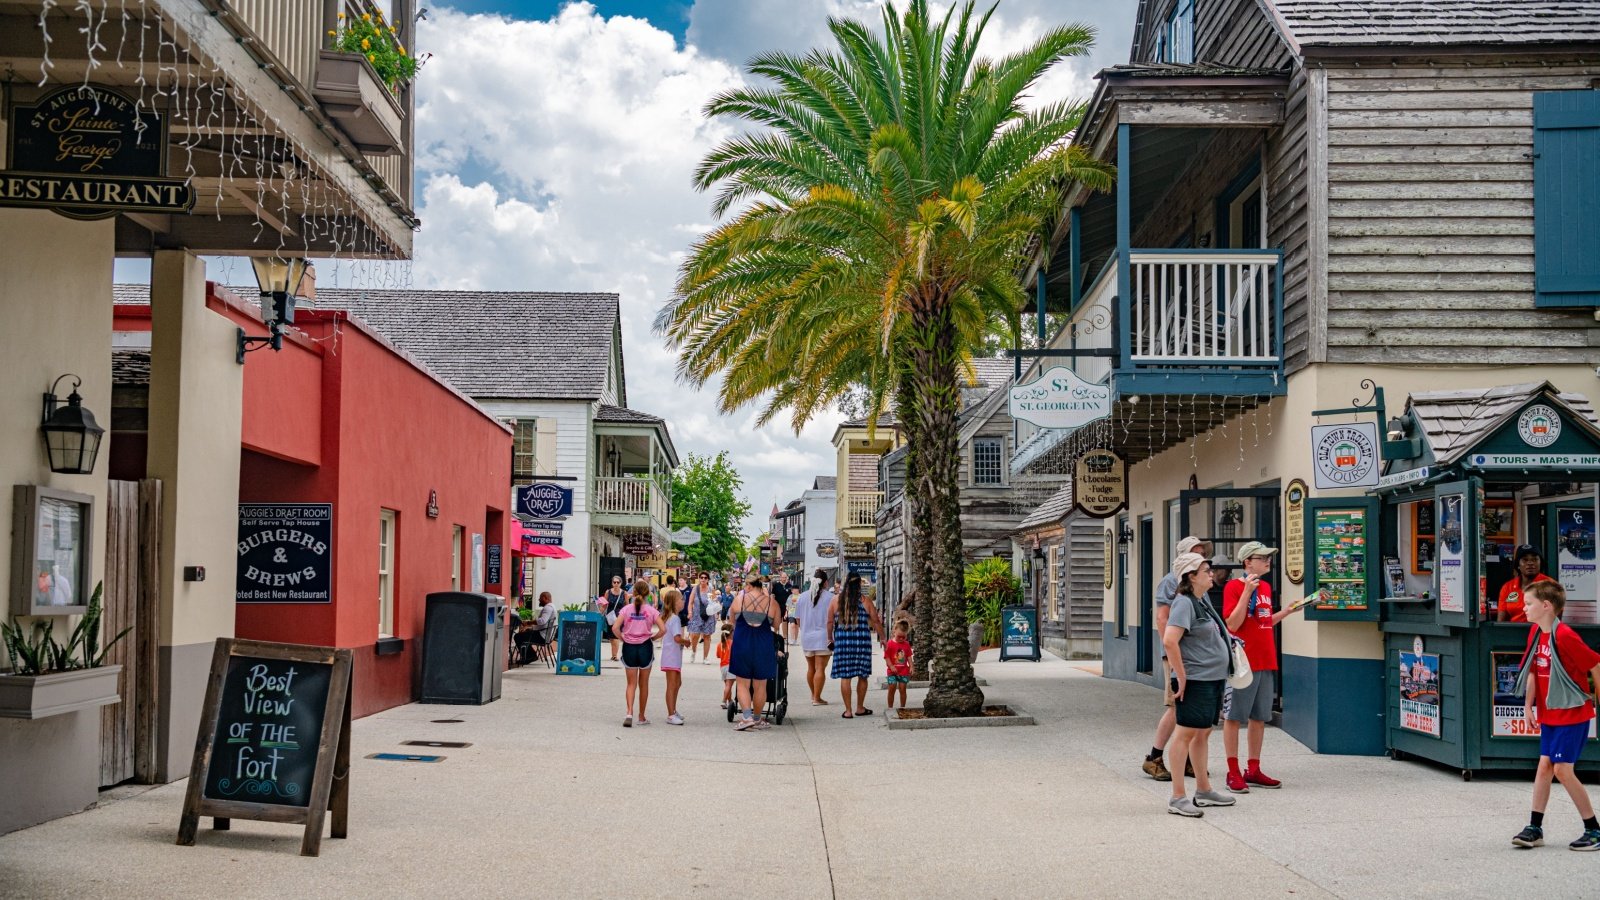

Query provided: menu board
[999,606,1041,662]
[178,639,353,857]
[1314,509,1368,610]
[557,611,604,676]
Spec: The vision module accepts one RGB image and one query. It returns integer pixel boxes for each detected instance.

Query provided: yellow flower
[389,26,396,33]
[362,12,371,21]
[361,38,370,49]
[367,53,376,62]
[327,29,337,36]
[337,11,344,18]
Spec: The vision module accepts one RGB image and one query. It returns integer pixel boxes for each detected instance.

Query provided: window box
[0,665,121,720]
[313,50,405,155]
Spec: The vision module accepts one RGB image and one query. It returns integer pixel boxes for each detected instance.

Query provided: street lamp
[238,256,308,363]
[39,374,104,475]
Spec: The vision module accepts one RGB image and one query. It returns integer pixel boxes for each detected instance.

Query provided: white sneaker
[667,713,685,725]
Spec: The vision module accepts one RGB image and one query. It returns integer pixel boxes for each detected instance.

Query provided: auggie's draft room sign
[3,85,194,218]
[516,482,574,519]
[178,639,353,857]
[1074,449,1127,518]
[1009,366,1112,431]
[237,505,333,604]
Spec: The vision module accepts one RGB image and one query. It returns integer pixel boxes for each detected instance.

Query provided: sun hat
[1236,541,1280,563]
[1172,552,1209,579]
[1176,536,1207,555]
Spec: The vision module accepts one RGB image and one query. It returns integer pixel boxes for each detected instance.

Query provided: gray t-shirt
[1155,572,1180,659]
[1166,592,1230,681]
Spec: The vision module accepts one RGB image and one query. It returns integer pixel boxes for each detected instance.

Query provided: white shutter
[536,417,558,476]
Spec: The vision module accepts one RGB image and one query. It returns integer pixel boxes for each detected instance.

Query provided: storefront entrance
[1180,485,1282,709]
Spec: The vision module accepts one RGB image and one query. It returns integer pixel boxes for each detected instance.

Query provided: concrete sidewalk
[2,647,1597,898]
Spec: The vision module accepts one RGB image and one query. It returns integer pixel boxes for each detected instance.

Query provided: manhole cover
[430,718,464,724]
[402,740,472,748]
[366,753,445,763]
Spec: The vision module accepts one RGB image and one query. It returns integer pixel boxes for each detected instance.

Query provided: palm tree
[660,0,1111,716]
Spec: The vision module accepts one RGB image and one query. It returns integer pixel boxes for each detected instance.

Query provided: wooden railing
[592,477,669,524]
[845,492,884,528]
[1127,250,1282,365]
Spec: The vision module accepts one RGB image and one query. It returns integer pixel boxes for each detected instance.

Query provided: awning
[524,544,573,560]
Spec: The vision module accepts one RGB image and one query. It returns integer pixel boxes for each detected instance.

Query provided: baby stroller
[727,633,789,725]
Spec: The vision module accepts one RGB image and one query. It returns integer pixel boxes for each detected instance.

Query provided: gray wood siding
[1267,66,1312,373]
[1138,0,1293,69]
[1323,61,1600,364]
[1066,517,1106,642]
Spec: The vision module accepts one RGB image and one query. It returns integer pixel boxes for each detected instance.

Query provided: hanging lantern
[39,375,105,475]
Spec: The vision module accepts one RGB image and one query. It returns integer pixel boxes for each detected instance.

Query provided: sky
[185,1,1134,540]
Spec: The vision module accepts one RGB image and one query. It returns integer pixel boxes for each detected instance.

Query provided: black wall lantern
[1117,523,1135,545]
[238,256,308,363]
[40,374,105,474]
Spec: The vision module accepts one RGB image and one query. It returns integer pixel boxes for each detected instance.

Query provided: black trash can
[420,591,504,704]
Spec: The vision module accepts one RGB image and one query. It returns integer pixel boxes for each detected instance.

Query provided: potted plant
[0,582,128,720]
[314,5,423,154]
[964,557,1022,656]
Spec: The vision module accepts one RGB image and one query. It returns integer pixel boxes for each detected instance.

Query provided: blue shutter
[1534,91,1600,307]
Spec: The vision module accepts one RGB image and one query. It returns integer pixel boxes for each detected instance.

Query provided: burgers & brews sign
[237,504,333,604]
[2,85,194,218]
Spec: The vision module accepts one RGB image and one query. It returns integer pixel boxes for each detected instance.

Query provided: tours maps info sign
[1008,366,1111,431]
[178,639,353,857]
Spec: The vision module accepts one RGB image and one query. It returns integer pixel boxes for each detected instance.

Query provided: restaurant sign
[1073,449,1127,518]
[522,520,564,546]
[3,85,194,218]
[516,482,574,519]
[236,504,333,604]
[1009,366,1111,431]
[1283,479,1307,585]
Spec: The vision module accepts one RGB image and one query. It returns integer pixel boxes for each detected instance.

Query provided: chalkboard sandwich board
[999,605,1041,662]
[177,638,353,857]
[557,610,604,676]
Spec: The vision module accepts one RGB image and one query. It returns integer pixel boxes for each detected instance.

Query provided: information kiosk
[1346,383,1600,779]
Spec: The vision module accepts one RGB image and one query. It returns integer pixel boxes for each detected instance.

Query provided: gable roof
[1015,484,1075,533]
[1261,0,1600,51]
[1403,382,1600,468]
[314,288,621,402]
[594,404,679,467]
[812,476,837,492]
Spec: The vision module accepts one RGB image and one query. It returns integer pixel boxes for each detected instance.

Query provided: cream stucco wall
[0,209,113,625]
[1107,363,1600,663]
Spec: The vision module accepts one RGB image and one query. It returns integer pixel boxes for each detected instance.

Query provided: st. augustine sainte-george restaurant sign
[2,85,194,218]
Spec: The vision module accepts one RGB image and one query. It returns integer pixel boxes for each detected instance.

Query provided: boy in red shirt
[1512,581,1600,850]
[1221,541,1307,793]
[883,621,913,712]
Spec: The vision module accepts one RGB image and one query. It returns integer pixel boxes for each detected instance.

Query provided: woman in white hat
[1161,552,1237,818]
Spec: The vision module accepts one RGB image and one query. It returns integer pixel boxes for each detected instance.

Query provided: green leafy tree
[670,452,753,572]
[660,0,1110,716]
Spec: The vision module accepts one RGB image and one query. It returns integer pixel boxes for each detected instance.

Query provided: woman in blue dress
[727,575,781,731]
[828,572,883,718]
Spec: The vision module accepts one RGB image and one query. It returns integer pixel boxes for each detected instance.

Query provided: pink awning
[525,543,573,559]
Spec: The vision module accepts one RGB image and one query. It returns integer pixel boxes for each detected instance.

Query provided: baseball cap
[1176,536,1207,555]
[1515,544,1541,562]
[1173,552,1209,578]
[1236,541,1280,563]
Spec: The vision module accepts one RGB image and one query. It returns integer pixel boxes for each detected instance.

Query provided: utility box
[420,592,504,704]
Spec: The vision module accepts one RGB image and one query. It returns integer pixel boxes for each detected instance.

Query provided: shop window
[973,438,1004,485]
[452,525,464,591]
[1047,546,1061,621]
[379,509,397,638]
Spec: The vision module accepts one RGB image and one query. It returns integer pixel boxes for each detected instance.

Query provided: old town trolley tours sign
[178,639,353,857]
[2,85,194,218]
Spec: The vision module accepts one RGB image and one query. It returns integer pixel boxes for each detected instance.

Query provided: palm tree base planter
[313,50,405,155]
[0,665,122,719]
[883,704,1034,730]
[877,677,987,690]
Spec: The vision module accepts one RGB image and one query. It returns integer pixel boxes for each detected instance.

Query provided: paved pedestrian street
[1,649,1596,899]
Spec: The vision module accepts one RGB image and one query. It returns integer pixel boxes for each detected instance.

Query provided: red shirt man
[1224,571,1277,673]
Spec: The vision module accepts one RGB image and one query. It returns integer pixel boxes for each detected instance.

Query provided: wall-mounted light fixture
[40,374,105,475]
[238,256,308,363]
[1117,523,1135,545]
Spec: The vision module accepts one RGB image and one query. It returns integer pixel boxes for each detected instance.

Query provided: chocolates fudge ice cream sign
[238,504,333,604]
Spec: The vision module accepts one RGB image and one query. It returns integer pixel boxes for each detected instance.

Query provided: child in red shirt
[883,621,913,711]
[1511,581,1600,851]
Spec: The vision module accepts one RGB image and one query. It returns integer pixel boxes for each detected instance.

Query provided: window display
[10,485,93,616]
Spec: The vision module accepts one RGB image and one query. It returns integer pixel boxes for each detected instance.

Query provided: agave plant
[1,582,129,676]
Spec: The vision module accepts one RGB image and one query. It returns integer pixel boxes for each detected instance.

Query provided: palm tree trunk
[911,295,984,718]
[895,374,934,682]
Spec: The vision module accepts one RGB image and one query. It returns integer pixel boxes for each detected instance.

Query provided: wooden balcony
[844,492,884,529]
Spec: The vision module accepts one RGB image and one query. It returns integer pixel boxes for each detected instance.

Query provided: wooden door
[100,479,162,787]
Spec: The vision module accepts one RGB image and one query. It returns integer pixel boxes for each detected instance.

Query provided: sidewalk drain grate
[430,718,464,724]
[402,740,472,748]
[367,753,445,763]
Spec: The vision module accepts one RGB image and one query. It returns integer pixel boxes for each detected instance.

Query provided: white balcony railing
[592,477,669,524]
[845,492,884,528]
[1128,251,1281,365]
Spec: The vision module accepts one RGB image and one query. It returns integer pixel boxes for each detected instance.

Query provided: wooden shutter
[535,417,558,477]
[1533,91,1600,307]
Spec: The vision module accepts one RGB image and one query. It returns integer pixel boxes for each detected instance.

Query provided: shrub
[964,558,1021,646]
[329,6,419,92]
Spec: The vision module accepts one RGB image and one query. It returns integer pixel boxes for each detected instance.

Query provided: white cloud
[404,1,1129,538]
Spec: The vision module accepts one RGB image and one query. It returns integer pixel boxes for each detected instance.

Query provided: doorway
[1137,516,1155,674]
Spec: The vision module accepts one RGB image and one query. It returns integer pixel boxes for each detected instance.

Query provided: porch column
[146,250,243,782]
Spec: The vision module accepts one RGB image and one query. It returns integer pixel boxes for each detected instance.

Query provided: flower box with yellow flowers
[313,8,417,155]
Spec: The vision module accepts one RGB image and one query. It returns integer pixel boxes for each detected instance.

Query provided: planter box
[313,50,405,155]
[0,665,121,720]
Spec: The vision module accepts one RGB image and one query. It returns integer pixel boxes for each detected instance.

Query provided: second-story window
[973,438,1004,486]
[510,418,557,482]
[1155,0,1195,64]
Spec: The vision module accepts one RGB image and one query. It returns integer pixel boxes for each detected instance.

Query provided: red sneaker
[1245,768,1282,789]
[1225,770,1249,794]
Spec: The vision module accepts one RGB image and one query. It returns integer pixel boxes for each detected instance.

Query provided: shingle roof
[1264,0,1600,48]
[1101,62,1289,77]
[113,348,150,387]
[314,288,620,401]
[1405,382,1600,468]
[113,283,150,305]
[594,404,662,425]
[812,476,837,492]
[1015,484,1075,533]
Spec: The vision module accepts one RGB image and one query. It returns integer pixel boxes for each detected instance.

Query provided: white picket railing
[846,492,884,528]
[592,477,668,523]
[1128,251,1280,365]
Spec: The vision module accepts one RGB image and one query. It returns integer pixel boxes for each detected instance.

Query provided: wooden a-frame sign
[177,638,353,857]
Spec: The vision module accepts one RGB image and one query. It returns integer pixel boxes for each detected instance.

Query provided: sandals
[856,708,873,717]
[841,711,853,719]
